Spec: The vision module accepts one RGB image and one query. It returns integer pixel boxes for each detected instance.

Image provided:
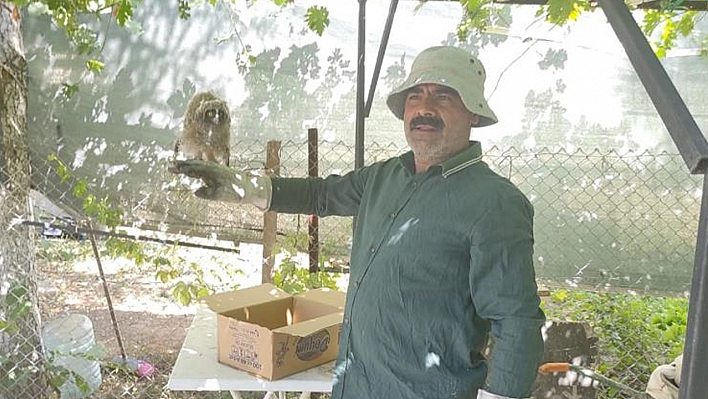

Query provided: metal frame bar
[365,0,399,117]
[355,0,367,170]
[681,174,708,399]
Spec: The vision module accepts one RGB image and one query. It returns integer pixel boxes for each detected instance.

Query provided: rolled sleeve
[469,191,545,397]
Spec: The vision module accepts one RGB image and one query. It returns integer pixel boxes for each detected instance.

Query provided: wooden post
[262,140,281,284]
[308,128,319,274]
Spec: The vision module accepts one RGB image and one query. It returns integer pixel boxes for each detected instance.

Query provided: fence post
[262,140,281,284]
[308,128,319,274]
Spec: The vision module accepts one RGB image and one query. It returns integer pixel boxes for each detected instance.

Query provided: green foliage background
[544,289,687,397]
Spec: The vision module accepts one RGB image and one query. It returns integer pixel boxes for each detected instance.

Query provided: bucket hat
[386,46,498,127]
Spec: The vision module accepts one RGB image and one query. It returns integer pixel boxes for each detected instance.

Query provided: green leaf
[73,372,90,393]
[0,320,18,334]
[61,83,80,99]
[153,256,171,267]
[305,6,329,36]
[72,25,100,55]
[6,284,28,308]
[545,0,585,25]
[155,270,170,283]
[456,0,495,39]
[7,300,30,321]
[172,282,195,306]
[177,0,191,19]
[642,10,662,35]
[273,0,293,6]
[86,59,105,73]
[114,0,134,26]
[677,12,695,36]
[196,287,209,299]
[73,180,88,197]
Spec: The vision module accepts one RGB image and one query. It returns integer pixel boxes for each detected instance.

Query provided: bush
[543,289,687,397]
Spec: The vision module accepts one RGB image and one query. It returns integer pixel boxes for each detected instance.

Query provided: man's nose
[416,96,436,116]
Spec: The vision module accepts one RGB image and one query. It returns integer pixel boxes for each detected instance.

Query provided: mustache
[410,116,444,130]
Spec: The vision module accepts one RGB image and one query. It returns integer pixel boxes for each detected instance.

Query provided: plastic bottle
[42,314,102,398]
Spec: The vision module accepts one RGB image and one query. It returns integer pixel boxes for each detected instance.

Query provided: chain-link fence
[1,134,700,398]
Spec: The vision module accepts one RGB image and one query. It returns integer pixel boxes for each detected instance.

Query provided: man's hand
[169,160,271,210]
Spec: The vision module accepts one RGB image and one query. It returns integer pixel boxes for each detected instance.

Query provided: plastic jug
[42,314,102,398]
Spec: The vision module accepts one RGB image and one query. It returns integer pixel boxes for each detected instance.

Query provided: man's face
[403,83,479,164]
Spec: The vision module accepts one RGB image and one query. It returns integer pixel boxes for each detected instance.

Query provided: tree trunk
[0,3,50,398]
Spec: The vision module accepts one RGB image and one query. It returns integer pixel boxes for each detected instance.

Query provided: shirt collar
[398,141,484,177]
[441,141,484,177]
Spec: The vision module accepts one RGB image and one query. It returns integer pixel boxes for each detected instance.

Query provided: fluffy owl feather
[175,91,231,166]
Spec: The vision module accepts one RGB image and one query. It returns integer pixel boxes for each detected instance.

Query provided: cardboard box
[204,283,345,380]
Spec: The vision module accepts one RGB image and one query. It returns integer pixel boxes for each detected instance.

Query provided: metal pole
[307,128,319,274]
[679,174,708,399]
[86,220,127,361]
[597,0,708,174]
[364,0,399,117]
[262,140,281,284]
[355,0,366,170]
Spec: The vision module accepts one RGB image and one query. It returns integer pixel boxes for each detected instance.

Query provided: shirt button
[390,213,396,218]
[353,281,359,288]
[370,247,375,253]
[343,317,349,324]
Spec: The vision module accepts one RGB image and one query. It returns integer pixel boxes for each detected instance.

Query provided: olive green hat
[386,46,498,127]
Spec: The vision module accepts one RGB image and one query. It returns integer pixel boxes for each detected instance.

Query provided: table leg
[230,392,243,399]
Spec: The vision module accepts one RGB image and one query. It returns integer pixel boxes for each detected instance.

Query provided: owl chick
[175,91,231,166]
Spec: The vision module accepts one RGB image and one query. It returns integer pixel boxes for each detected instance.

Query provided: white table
[168,305,335,399]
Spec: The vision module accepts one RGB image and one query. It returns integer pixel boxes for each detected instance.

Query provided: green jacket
[269,141,545,398]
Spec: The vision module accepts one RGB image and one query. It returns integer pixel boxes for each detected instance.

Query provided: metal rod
[307,128,319,274]
[355,0,366,170]
[364,0,399,117]
[679,173,708,399]
[597,0,708,174]
[22,220,246,252]
[262,140,281,284]
[86,220,127,361]
[567,364,651,398]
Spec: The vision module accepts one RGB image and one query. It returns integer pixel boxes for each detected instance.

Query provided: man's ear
[470,113,481,127]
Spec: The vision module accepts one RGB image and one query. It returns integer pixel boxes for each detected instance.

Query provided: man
[171,46,545,399]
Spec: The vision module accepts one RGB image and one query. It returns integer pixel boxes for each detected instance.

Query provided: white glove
[477,389,527,399]
[169,160,272,210]
[646,355,682,399]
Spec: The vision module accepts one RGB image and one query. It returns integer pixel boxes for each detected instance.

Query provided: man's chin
[410,145,444,160]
